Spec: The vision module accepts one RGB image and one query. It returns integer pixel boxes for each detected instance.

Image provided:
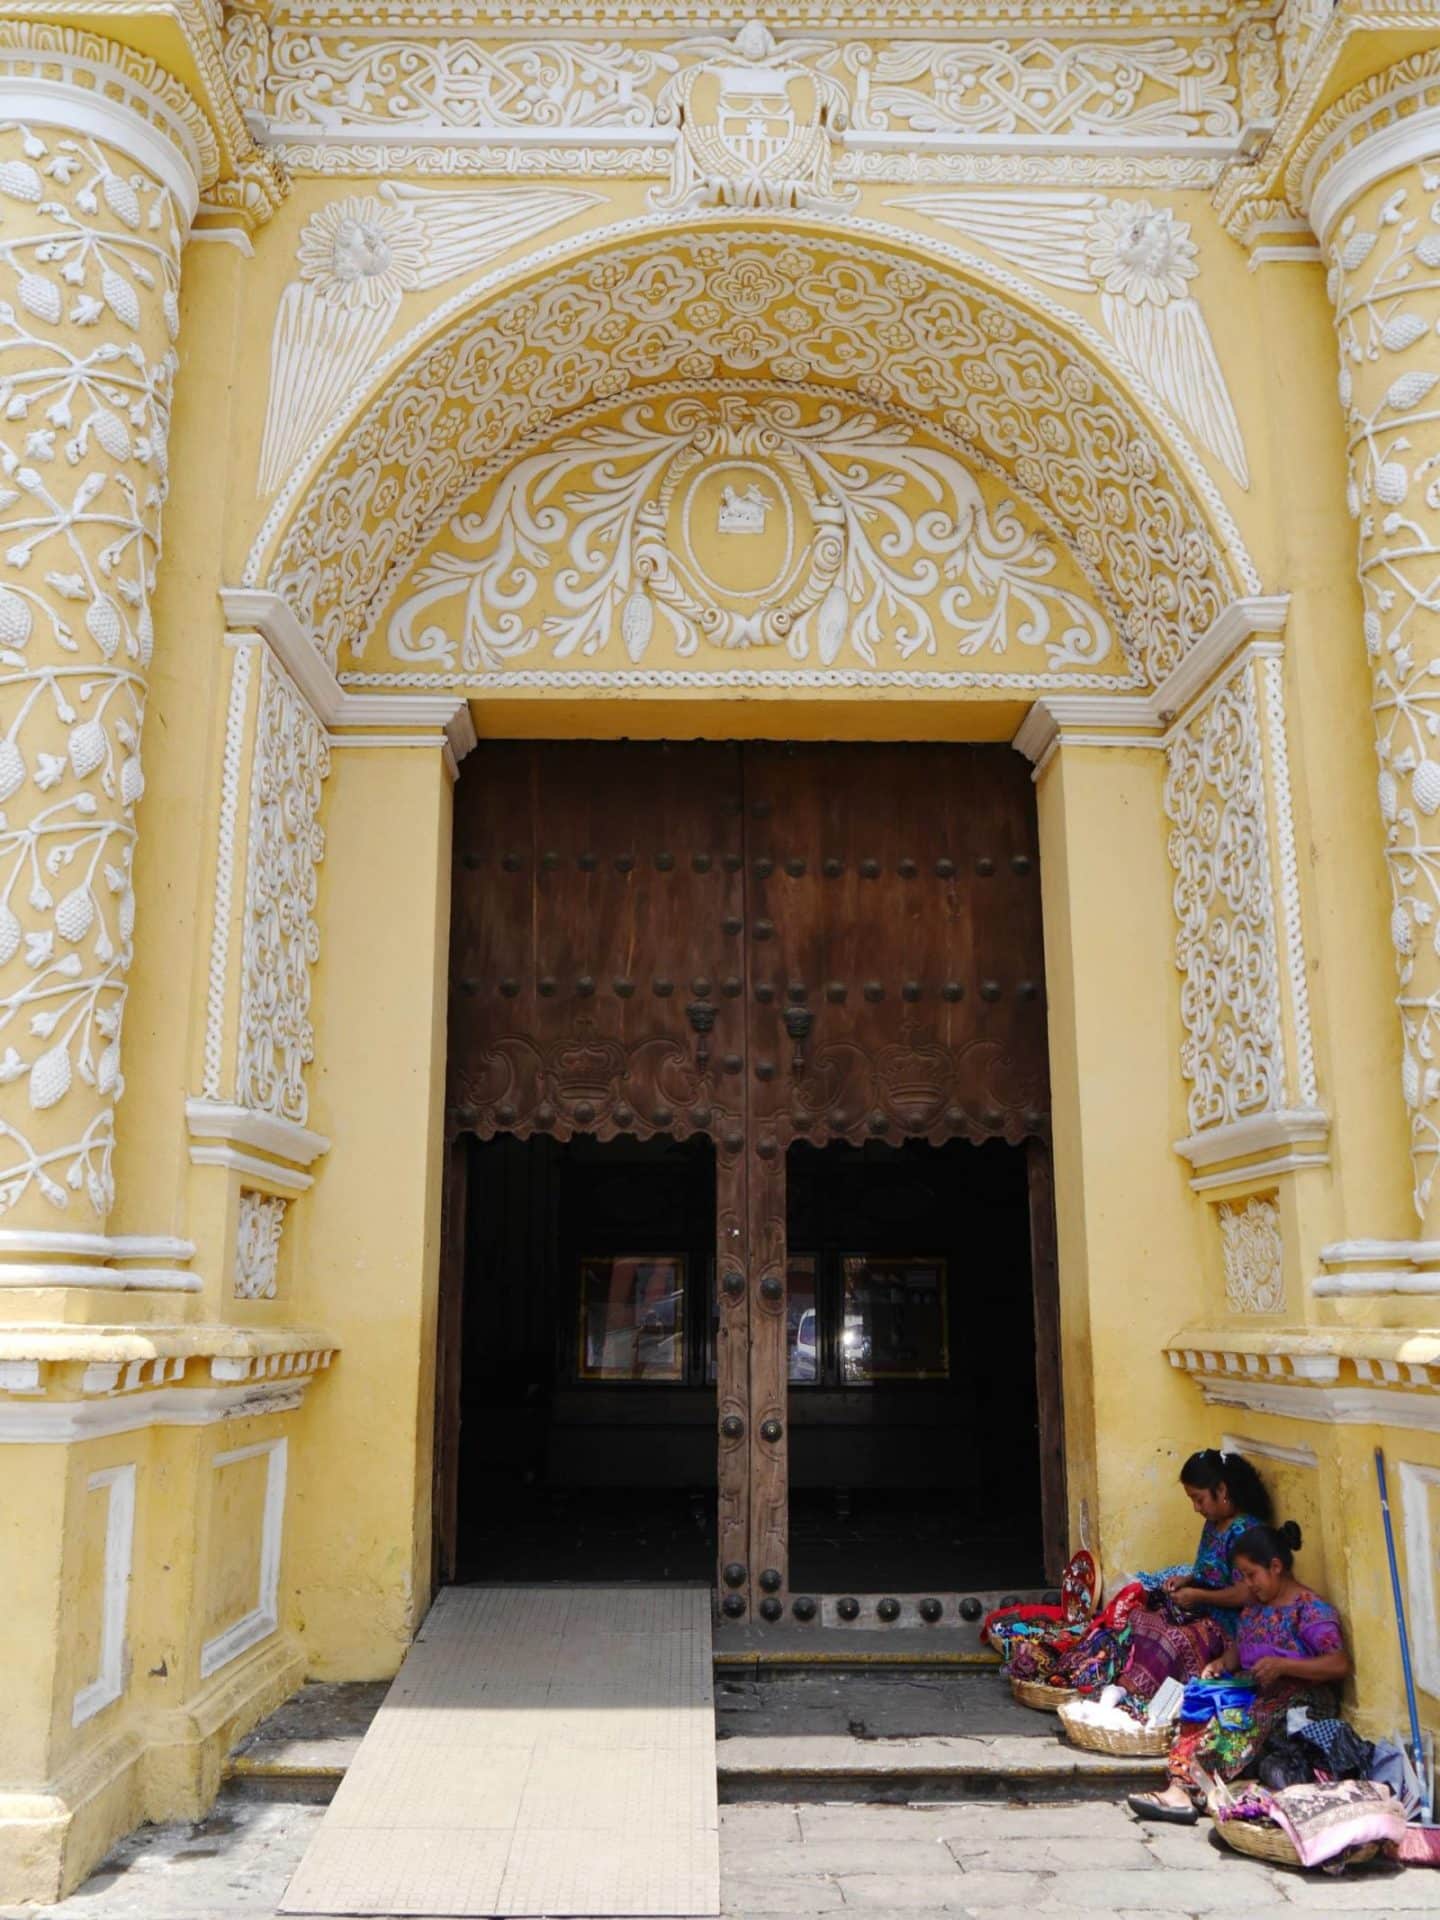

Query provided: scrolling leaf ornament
[387,393,1113,674]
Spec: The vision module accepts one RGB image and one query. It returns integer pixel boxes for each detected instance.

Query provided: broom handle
[1375,1446,1427,1810]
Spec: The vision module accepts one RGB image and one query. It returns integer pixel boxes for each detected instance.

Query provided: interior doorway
[455,1130,717,1583]
[784,1138,1044,1594]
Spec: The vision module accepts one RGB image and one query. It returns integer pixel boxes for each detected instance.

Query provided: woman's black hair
[1232,1520,1303,1572]
[1179,1447,1273,1523]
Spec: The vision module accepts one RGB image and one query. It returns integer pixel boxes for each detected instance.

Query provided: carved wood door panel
[447,741,1055,1617]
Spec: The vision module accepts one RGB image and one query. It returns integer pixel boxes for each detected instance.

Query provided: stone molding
[1168,1332,1440,1432]
[0,1328,336,1438]
[241,16,1262,185]
[1012,594,1291,771]
[220,588,478,773]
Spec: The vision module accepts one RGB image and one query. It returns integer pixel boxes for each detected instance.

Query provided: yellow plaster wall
[285,744,453,1677]
[1035,744,1214,1588]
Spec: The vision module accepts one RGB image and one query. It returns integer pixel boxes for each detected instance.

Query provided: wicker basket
[1009,1675,1076,1711]
[1057,1700,1171,1757]
[1213,1819,1379,1870]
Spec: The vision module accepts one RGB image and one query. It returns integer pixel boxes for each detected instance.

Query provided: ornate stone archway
[244,215,1258,695]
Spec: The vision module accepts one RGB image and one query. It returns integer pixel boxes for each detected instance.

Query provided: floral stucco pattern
[1327,155,1440,1220]
[237,649,329,1129]
[0,124,178,1220]
[1164,657,1285,1137]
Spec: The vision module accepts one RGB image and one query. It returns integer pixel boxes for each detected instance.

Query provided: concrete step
[226,1677,1164,1807]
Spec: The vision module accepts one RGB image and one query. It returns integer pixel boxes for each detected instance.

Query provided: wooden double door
[442,740,1060,1615]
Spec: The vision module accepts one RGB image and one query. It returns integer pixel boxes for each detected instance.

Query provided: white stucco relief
[386,390,1114,674]
[258,182,603,494]
[893,191,1249,487]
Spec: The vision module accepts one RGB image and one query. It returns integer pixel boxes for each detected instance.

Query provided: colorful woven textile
[1118,1592,1225,1702]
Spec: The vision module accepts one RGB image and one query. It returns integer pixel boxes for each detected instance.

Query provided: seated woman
[1146,1447,1272,1622]
[1128,1520,1350,1823]
[1112,1449,1272,1699]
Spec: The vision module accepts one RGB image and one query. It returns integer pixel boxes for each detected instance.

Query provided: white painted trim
[1312,1271,1440,1298]
[0,1360,40,1391]
[187,1143,314,1195]
[200,1439,287,1680]
[1175,1107,1330,1171]
[1151,596,1290,724]
[0,1379,311,1442]
[258,119,679,154]
[846,130,1239,160]
[1306,102,1440,243]
[1190,1377,1440,1433]
[1248,246,1323,270]
[0,1229,193,1260]
[72,1464,136,1727]
[1398,1460,1440,1701]
[0,80,200,219]
[185,1099,330,1170]
[1322,1237,1440,1266]
[0,1263,200,1292]
[1188,1148,1331,1193]
[220,588,475,760]
[328,732,464,781]
[1012,597,1293,773]
[189,228,256,257]
[1218,1431,1319,1470]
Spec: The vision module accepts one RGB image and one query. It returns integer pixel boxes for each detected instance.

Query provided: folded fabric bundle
[1266,1779,1408,1869]
[1293,1718,1373,1780]
[1179,1676,1257,1723]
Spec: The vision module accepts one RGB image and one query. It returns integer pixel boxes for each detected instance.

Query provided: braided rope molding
[274,3,1260,30]
[338,666,1141,692]
[1262,651,1319,1111]
[0,22,219,190]
[201,641,254,1104]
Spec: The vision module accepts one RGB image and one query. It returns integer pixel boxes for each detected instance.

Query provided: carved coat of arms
[652,23,855,212]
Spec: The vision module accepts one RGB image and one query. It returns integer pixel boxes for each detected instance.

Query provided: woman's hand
[1163,1573,1186,1593]
[1200,1658,1228,1679]
[1171,1586,1206,1611]
[1248,1656,1292,1689]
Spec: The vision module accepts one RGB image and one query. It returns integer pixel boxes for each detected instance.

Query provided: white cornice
[1174,1107,1330,1173]
[0,1377,316,1443]
[1151,595,1289,723]
[0,72,202,217]
[1305,99,1440,244]
[185,1099,330,1170]
[1013,595,1292,774]
[220,587,477,767]
[188,1143,314,1195]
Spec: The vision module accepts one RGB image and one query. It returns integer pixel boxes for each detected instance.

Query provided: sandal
[1127,1791,1198,1826]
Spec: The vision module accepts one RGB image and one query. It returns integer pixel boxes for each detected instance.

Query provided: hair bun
[1281,1519,1303,1552]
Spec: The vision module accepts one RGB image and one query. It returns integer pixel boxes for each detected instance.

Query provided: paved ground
[3,1789,1430,1919]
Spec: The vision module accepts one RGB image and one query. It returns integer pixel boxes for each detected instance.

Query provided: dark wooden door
[446,741,1058,1616]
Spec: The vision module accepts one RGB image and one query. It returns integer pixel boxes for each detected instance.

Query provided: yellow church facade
[3,0,1440,1899]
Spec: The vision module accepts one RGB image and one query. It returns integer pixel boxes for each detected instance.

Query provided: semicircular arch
[250,212,1259,691]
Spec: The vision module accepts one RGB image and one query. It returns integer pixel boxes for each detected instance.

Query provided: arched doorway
[246,211,1257,1634]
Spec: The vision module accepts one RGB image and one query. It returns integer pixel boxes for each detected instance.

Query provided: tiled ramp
[280,1586,718,1918]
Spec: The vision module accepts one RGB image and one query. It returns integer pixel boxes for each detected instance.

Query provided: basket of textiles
[1213,1818,1378,1869]
[1057,1698,1170,1757]
[1208,1778,1406,1872]
[1010,1676,1076,1711]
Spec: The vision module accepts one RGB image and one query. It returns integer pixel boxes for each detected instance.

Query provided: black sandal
[1127,1791,1198,1825]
